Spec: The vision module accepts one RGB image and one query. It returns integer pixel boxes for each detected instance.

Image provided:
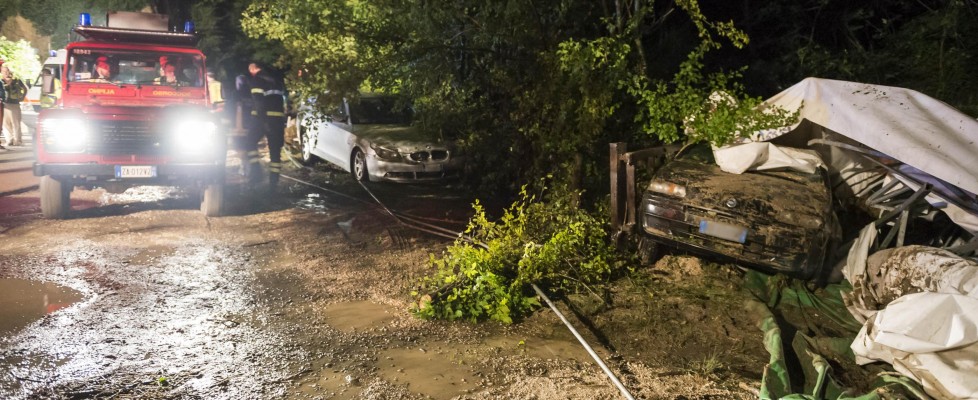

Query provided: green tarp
[743,271,929,400]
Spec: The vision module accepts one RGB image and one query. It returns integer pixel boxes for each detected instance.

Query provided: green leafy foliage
[0,36,41,80]
[626,43,799,146]
[412,183,618,324]
[242,0,802,199]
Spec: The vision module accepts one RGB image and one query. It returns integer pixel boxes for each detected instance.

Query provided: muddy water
[0,279,84,336]
[0,168,767,399]
[322,301,397,332]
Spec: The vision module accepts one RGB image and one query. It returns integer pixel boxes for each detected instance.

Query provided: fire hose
[280,171,636,399]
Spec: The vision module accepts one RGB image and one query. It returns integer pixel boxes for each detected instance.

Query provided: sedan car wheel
[352,149,369,182]
[300,126,317,165]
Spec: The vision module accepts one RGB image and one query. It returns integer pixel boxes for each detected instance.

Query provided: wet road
[0,126,763,398]
[0,143,614,399]
[0,128,315,398]
[0,109,37,199]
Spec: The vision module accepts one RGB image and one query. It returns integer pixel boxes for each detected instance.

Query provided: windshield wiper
[75,78,125,88]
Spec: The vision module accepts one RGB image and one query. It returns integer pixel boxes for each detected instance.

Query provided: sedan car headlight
[648,180,687,198]
[370,143,401,161]
[41,118,90,152]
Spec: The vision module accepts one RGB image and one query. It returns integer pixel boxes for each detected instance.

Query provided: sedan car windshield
[349,97,412,125]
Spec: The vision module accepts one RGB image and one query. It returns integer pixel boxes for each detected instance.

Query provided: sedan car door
[315,101,357,172]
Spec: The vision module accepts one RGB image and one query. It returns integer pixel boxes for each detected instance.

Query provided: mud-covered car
[640,145,838,279]
[298,94,463,182]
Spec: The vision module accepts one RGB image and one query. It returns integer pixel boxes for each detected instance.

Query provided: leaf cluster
[411,182,618,324]
[0,36,40,80]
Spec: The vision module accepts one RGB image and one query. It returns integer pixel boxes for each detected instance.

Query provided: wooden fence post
[610,142,626,234]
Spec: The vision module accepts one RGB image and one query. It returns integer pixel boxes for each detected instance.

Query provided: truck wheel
[201,182,225,217]
[40,176,70,219]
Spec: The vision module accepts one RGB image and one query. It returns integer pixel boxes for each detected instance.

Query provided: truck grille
[88,120,162,155]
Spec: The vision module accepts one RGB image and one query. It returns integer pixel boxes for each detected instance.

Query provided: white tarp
[714,77,978,233]
[753,77,978,196]
[844,230,978,399]
[712,142,823,174]
[851,292,978,400]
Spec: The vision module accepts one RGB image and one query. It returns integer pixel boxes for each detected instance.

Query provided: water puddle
[293,193,333,213]
[485,334,595,363]
[323,301,396,332]
[0,279,84,337]
[295,361,363,399]
[376,347,480,398]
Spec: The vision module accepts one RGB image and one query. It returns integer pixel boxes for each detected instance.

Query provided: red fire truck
[34,12,225,218]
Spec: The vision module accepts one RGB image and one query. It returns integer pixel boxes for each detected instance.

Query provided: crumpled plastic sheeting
[852,292,978,399]
[712,142,825,175]
[842,225,978,324]
[843,227,978,399]
[753,77,978,196]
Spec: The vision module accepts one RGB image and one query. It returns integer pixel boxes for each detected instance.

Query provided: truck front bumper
[34,163,225,183]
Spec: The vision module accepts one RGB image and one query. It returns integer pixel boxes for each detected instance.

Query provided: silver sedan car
[298,95,463,182]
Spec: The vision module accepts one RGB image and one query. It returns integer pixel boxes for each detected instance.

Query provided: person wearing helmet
[93,56,115,81]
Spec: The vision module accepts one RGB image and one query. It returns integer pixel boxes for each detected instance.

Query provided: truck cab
[34,12,225,218]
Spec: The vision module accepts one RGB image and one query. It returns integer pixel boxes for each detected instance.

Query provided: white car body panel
[300,97,463,182]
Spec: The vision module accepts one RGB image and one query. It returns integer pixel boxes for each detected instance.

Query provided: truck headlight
[42,118,89,152]
[173,120,218,153]
[371,143,401,161]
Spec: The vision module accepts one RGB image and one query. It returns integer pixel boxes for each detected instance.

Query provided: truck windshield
[67,49,204,87]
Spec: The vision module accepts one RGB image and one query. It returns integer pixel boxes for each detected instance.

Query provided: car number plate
[698,220,748,243]
[423,163,443,172]
[115,165,157,178]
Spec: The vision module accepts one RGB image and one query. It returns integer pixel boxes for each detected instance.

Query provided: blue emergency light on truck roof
[75,12,196,37]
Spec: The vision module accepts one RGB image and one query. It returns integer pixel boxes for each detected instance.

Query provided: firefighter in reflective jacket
[246,62,287,189]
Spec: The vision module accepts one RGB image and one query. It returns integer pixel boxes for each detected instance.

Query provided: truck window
[67,49,204,87]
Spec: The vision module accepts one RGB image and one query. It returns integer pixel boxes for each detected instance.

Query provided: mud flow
[0,166,767,399]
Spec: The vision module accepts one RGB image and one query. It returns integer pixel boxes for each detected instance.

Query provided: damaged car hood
[655,159,830,230]
[353,124,453,151]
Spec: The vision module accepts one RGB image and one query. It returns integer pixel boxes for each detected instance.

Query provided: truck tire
[201,182,225,217]
[40,176,70,219]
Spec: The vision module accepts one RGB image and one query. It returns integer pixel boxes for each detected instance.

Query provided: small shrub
[411,184,619,324]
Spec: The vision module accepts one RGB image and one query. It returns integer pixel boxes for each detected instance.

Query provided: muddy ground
[0,160,786,399]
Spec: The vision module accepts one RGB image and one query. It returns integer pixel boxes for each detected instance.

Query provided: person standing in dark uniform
[232,73,256,178]
[247,62,287,190]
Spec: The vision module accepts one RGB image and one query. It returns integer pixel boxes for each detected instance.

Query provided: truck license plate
[115,165,157,178]
[698,220,748,243]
